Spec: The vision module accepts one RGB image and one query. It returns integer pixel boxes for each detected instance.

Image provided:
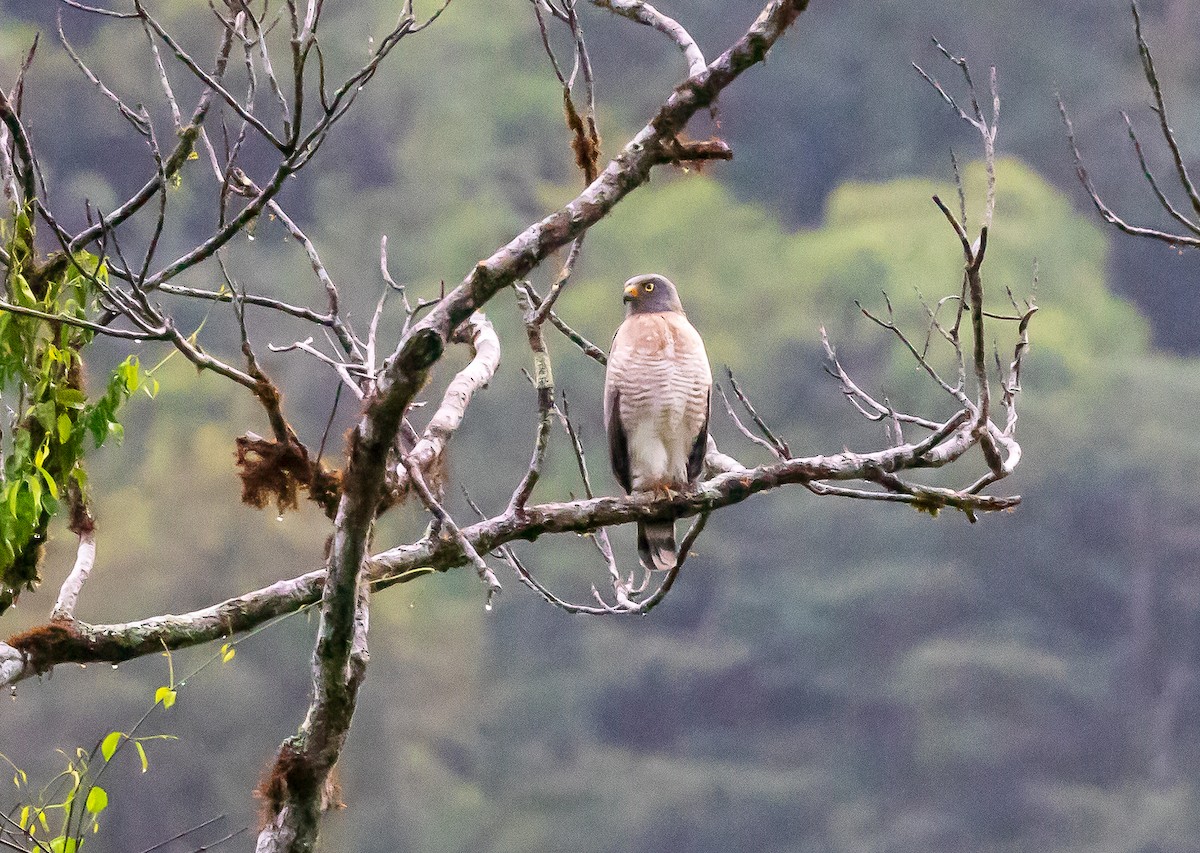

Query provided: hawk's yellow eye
[644,281,655,292]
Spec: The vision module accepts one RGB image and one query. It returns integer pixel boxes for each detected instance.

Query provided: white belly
[607,312,712,492]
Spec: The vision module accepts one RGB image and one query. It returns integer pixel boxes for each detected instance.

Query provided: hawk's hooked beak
[623,283,638,303]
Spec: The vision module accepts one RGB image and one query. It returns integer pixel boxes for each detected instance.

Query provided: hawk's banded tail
[637,520,677,573]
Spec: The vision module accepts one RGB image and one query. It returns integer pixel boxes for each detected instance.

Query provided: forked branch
[1058,1,1200,249]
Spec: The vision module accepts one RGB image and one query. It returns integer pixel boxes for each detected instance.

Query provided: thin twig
[725,367,790,458]
[401,454,501,606]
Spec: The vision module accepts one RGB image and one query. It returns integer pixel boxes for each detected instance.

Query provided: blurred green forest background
[3,0,1200,850]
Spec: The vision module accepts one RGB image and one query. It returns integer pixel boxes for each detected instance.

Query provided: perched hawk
[605,274,712,572]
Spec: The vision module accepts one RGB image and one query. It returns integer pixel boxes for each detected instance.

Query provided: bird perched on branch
[605,274,712,572]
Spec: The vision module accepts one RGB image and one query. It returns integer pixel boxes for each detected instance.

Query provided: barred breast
[606,312,712,492]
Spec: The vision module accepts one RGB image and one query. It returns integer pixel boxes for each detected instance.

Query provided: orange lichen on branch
[7,621,80,674]
[664,134,733,166]
[235,435,342,518]
[256,740,315,828]
[563,89,601,184]
[255,741,344,830]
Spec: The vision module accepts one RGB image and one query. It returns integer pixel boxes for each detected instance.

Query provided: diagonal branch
[1120,111,1200,237]
[519,280,608,364]
[66,21,234,254]
[401,453,501,605]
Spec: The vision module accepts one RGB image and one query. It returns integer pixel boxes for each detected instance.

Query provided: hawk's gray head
[622,274,685,316]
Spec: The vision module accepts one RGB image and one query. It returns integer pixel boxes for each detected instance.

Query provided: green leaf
[49,836,77,853]
[39,466,59,501]
[18,805,28,829]
[220,643,235,663]
[55,388,86,410]
[85,785,108,815]
[100,731,121,762]
[33,436,50,468]
[32,401,56,435]
[117,356,141,392]
[27,474,41,511]
[134,741,149,773]
[56,412,73,445]
[12,273,36,305]
[154,686,176,709]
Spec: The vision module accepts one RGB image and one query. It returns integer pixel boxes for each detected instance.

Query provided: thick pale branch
[704,436,746,476]
[3,569,326,686]
[0,89,37,204]
[0,123,20,210]
[391,313,501,497]
[49,531,96,622]
[592,0,707,78]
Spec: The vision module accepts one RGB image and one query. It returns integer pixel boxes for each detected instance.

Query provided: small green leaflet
[85,785,108,815]
[56,413,72,445]
[154,686,176,709]
[100,731,121,762]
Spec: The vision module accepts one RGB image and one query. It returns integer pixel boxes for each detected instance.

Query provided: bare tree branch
[390,312,502,500]
[0,89,37,205]
[1057,2,1200,249]
[49,531,96,623]
[1,415,1019,686]
[135,0,288,150]
[519,280,608,364]
[592,0,707,77]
